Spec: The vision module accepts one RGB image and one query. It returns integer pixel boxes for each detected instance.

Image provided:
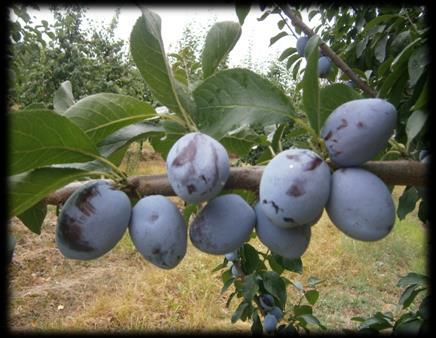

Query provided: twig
[278,4,378,98]
[43,161,428,206]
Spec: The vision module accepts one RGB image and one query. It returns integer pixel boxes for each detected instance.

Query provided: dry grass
[7,154,428,333]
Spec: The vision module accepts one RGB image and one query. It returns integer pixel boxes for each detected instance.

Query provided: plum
[297,36,309,57]
[321,98,397,167]
[259,294,275,311]
[318,56,331,78]
[225,250,239,262]
[56,180,131,260]
[167,132,230,204]
[129,195,187,269]
[326,168,396,241]
[269,306,283,321]
[231,264,241,277]
[255,203,312,259]
[263,313,278,333]
[189,194,255,255]
[345,79,355,88]
[8,233,16,264]
[419,150,430,164]
[259,148,331,228]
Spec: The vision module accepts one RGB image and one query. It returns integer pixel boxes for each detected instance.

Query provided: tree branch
[278,4,378,98]
[43,161,428,206]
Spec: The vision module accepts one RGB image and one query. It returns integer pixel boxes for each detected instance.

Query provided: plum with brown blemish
[129,195,187,269]
[255,203,312,259]
[56,180,131,260]
[321,98,397,167]
[259,148,331,228]
[167,132,230,204]
[189,194,255,255]
[326,168,395,241]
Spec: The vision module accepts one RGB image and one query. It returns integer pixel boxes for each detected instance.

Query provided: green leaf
[149,132,184,160]
[231,301,249,323]
[63,93,157,144]
[397,272,428,288]
[251,311,263,334]
[98,122,164,158]
[406,110,427,148]
[397,186,419,220]
[378,65,407,99]
[242,273,259,302]
[286,53,300,70]
[220,135,255,157]
[202,21,241,79]
[16,201,47,234]
[275,255,303,274]
[53,80,75,113]
[408,45,429,87]
[394,318,422,334]
[235,3,250,26]
[9,109,99,176]
[269,31,288,46]
[292,59,302,80]
[130,8,184,115]
[298,314,326,330]
[240,243,260,274]
[319,83,362,128]
[193,68,295,140]
[293,304,312,316]
[183,203,199,224]
[278,47,296,61]
[363,15,398,32]
[261,271,287,308]
[399,285,424,309]
[221,277,235,294]
[411,78,428,111]
[307,276,322,288]
[304,290,319,305]
[390,38,421,73]
[8,167,89,217]
[267,255,284,275]
[374,35,388,63]
[302,35,320,133]
[257,11,270,22]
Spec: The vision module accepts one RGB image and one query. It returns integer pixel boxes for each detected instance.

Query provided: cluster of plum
[55,98,397,267]
[296,35,331,78]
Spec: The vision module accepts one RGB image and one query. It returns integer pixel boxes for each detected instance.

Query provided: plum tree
[263,313,278,333]
[318,56,331,78]
[296,35,309,56]
[189,194,256,254]
[255,203,312,259]
[166,132,230,204]
[321,98,397,167]
[129,195,187,269]
[259,148,331,228]
[326,168,396,241]
[56,180,131,260]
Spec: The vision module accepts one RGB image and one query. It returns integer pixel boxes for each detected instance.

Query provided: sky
[21,5,314,71]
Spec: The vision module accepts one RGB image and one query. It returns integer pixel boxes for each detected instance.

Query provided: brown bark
[43,161,428,206]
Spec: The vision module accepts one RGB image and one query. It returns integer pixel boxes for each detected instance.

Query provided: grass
[7,153,428,333]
